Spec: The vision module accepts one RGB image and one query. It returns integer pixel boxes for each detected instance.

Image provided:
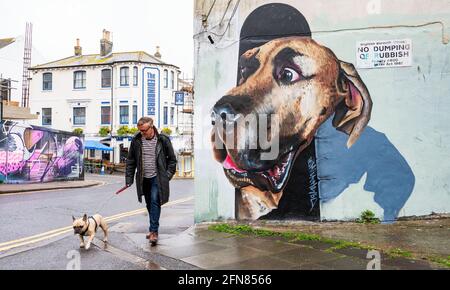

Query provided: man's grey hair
[138,117,154,127]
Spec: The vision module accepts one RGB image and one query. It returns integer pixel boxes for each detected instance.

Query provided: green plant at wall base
[356,210,381,224]
[161,127,172,136]
[99,127,111,137]
[429,256,450,268]
[387,248,413,258]
[73,128,84,135]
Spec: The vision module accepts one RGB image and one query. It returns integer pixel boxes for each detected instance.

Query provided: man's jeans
[143,177,161,233]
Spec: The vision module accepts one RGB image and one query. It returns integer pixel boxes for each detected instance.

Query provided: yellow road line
[0,226,73,248]
[0,196,194,253]
[0,229,74,253]
[0,208,145,248]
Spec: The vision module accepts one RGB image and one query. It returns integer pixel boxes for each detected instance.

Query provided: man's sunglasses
[140,126,153,134]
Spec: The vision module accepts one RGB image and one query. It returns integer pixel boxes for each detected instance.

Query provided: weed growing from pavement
[386,248,413,258]
[356,210,381,224]
[209,224,372,250]
[209,223,450,269]
[429,256,450,268]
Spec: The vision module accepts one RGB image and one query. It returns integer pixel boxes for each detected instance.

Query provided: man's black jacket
[125,128,177,204]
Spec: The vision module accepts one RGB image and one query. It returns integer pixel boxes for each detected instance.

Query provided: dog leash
[93,185,131,214]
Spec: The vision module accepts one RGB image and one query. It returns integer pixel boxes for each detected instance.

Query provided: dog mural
[211,35,373,220]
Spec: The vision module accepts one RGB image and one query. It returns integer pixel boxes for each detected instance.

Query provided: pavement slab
[181,246,271,269]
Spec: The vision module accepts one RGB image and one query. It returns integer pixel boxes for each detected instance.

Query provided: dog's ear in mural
[333,61,373,148]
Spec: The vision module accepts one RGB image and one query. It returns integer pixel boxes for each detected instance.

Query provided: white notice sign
[356,39,412,69]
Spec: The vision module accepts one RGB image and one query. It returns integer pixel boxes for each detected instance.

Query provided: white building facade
[29,33,181,137]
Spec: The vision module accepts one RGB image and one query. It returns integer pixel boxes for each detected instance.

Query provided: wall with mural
[194,0,450,222]
[0,121,84,184]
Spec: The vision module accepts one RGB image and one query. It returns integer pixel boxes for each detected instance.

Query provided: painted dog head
[211,37,372,219]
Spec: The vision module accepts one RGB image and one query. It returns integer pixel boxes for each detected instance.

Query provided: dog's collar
[79,219,90,236]
[79,216,98,236]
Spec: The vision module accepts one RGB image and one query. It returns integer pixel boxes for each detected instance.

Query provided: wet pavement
[125,225,444,270]
[0,174,196,270]
[244,218,450,262]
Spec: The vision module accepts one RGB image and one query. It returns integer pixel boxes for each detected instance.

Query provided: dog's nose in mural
[212,96,240,119]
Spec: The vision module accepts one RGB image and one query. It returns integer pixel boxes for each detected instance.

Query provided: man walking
[126,117,177,246]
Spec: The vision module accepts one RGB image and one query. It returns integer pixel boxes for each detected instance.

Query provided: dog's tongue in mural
[211,3,373,220]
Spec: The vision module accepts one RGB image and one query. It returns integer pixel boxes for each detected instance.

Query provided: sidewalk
[139,225,448,270]
[105,199,449,270]
[0,179,103,194]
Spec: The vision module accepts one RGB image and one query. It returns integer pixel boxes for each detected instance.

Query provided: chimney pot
[100,30,113,57]
[154,46,162,59]
[74,38,82,56]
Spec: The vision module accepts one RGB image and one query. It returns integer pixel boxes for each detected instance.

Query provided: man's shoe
[150,232,158,246]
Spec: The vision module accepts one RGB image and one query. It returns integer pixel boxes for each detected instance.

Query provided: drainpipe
[141,66,161,128]
[110,64,115,164]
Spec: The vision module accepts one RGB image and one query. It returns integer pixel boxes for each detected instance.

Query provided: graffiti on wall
[0,121,84,184]
[210,3,414,221]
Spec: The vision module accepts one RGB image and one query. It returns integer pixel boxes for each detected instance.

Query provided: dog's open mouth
[221,147,298,193]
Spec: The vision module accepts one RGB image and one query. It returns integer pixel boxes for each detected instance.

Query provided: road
[0,174,196,270]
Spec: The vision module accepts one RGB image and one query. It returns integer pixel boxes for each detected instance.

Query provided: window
[163,106,168,126]
[133,66,138,86]
[170,71,175,89]
[120,106,129,124]
[120,67,129,86]
[73,107,86,125]
[43,73,52,91]
[101,69,111,88]
[170,107,175,126]
[133,105,138,124]
[73,71,86,89]
[101,106,111,125]
[89,149,96,158]
[42,108,52,125]
[163,69,168,88]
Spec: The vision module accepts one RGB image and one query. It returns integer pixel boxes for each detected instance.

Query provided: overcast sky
[0,0,194,79]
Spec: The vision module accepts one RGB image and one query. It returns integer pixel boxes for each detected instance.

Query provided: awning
[84,140,113,152]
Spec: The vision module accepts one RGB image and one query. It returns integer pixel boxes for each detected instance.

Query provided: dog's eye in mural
[272,47,309,86]
[277,67,302,85]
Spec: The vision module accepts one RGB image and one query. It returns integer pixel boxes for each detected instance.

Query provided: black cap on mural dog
[237,3,311,84]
